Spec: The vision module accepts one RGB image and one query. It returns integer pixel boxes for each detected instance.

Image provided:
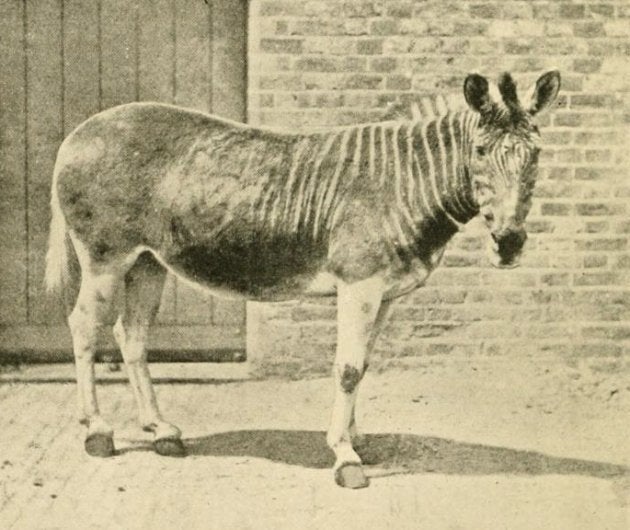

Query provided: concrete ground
[0,357,628,530]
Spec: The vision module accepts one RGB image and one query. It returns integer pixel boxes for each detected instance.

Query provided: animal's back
[51,103,335,298]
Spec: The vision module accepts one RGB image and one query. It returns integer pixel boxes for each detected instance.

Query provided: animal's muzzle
[488,228,527,269]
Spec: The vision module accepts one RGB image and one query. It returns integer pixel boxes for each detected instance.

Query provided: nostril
[483,212,494,224]
[491,232,499,243]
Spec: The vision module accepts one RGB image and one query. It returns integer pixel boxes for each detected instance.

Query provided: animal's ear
[524,70,561,116]
[463,73,493,115]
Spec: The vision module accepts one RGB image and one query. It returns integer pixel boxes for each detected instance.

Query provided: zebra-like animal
[46,70,560,488]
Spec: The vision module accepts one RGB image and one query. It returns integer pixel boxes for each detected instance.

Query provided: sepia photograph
[0,0,628,528]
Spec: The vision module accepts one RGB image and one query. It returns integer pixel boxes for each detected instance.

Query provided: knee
[68,307,98,352]
[336,363,368,394]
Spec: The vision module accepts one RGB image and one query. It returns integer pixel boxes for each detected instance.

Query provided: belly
[163,232,330,301]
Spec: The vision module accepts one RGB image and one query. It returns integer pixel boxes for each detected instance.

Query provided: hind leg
[68,240,123,457]
[112,253,185,457]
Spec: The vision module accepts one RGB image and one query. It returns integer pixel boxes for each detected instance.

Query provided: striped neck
[373,110,480,250]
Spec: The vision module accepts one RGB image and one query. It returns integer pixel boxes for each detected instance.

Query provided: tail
[45,169,79,311]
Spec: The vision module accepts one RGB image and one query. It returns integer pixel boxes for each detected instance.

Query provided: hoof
[334,463,369,489]
[85,433,115,457]
[153,438,186,457]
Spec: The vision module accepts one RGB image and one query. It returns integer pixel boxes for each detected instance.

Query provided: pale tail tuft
[44,186,69,294]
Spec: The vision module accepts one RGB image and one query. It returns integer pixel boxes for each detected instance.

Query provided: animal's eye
[475,146,486,157]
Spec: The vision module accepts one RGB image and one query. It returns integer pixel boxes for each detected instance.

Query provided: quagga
[45,70,560,488]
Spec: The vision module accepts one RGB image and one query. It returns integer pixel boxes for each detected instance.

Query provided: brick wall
[246,0,630,377]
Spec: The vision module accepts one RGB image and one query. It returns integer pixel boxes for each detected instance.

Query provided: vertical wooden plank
[138,0,178,326]
[212,0,247,121]
[173,1,214,324]
[174,0,211,111]
[138,0,174,102]
[101,0,137,108]
[211,0,247,327]
[63,0,100,134]
[0,0,28,325]
[25,0,64,325]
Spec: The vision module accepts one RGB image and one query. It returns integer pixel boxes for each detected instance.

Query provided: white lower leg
[326,276,384,487]
[70,311,113,439]
[114,318,180,441]
[327,366,364,467]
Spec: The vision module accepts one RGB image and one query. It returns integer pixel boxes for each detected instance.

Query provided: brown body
[55,102,451,301]
[46,71,560,489]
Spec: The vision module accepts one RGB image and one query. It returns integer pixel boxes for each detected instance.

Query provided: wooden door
[0,0,248,363]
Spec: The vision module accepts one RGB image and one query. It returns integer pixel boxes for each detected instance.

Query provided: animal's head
[463,70,561,268]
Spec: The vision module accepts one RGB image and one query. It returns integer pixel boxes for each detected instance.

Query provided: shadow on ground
[182,430,628,479]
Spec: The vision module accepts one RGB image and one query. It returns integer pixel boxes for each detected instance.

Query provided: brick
[341,73,382,89]
[574,131,621,146]
[561,112,613,127]
[541,203,571,216]
[342,1,383,18]
[615,255,630,269]
[570,94,611,108]
[341,56,367,71]
[386,2,413,18]
[587,5,615,18]
[303,37,358,55]
[357,39,383,55]
[295,57,338,72]
[289,20,344,36]
[424,307,454,321]
[443,255,482,267]
[573,58,602,73]
[260,38,303,54]
[559,3,586,19]
[541,131,572,145]
[575,168,602,180]
[540,273,570,287]
[344,19,369,36]
[587,40,630,57]
[573,272,620,286]
[573,21,606,38]
[385,75,412,90]
[533,3,561,19]
[575,203,625,216]
[544,21,574,37]
[502,3,533,19]
[512,57,547,73]
[582,221,609,234]
[545,166,573,180]
[585,150,612,164]
[259,1,305,17]
[391,306,425,321]
[572,342,622,357]
[583,255,608,268]
[534,181,573,199]
[370,57,398,72]
[259,74,304,90]
[275,20,289,35]
[452,21,488,37]
[370,19,400,36]
[526,220,555,234]
[575,238,627,251]
[503,39,535,55]
[469,3,502,19]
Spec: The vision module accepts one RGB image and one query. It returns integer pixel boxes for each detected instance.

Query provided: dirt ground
[0,357,628,530]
